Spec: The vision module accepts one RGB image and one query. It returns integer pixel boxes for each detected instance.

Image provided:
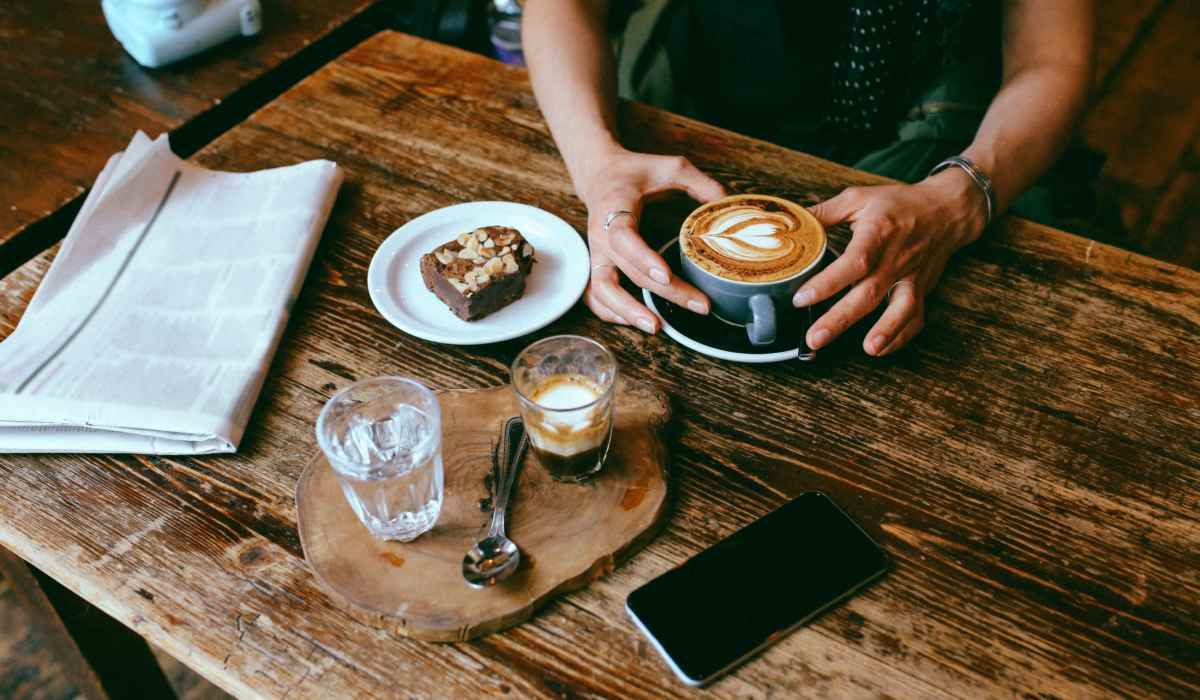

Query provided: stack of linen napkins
[0,132,343,454]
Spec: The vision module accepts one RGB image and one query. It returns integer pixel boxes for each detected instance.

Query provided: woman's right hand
[575,147,726,333]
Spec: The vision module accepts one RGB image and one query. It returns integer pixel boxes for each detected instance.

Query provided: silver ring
[603,210,635,233]
[887,279,914,301]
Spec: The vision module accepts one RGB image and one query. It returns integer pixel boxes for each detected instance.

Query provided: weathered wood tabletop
[0,31,1197,699]
[0,0,381,260]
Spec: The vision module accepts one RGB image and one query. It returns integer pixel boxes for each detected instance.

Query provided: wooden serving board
[296,378,671,641]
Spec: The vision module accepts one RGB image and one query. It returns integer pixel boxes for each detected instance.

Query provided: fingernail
[793,289,815,307]
[866,334,885,355]
[686,299,708,314]
[809,328,830,349]
[649,268,670,285]
[636,318,656,334]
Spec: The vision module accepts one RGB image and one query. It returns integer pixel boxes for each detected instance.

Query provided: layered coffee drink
[511,336,617,482]
[522,374,613,481]
[680,194,826,283]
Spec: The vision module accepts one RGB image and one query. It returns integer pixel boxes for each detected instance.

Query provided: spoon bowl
[462,416,528,589]
[462,535,520,588]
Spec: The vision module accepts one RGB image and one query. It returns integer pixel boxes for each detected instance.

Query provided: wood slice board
[296,378,671,641]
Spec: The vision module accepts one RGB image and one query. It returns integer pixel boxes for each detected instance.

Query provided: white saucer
[368,202,590,345]
[642,239,838,364]
[644,294,799,363]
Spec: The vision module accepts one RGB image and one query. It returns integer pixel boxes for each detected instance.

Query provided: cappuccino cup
[679,194,827,346]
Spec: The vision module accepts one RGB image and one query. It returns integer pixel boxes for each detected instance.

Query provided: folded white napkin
[0,132,343,454]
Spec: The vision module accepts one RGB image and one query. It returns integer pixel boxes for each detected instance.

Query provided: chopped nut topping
[476,230,489,242]
[456,233,472,246]
[457,247,480,260]
[449,279,469,293]
[483,257,504,275]
[522,243,533,257]
[502,253,518,274]
[482,238,496,249]
[475,271,491,285]
[434,249,455,265]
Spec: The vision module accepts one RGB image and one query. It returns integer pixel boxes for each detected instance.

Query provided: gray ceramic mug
[679,197,827,346]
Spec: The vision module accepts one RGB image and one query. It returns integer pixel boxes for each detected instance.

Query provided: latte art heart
[698,209,802,263]
[680,195,826,283]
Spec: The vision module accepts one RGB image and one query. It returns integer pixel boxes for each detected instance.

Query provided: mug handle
[746,294,776,346]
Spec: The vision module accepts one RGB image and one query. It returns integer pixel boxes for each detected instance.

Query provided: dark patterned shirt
[649,0,1000,160]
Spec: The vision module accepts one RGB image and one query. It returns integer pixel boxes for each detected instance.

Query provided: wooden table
[0,0,384,268]
[1,31,1197,699]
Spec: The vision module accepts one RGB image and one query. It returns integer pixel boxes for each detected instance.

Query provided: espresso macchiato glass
[679,194,827,346]
[511,336,617,482]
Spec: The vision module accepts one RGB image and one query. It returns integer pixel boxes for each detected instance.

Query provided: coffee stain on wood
[620,475,651,511]
[378,552,405,568]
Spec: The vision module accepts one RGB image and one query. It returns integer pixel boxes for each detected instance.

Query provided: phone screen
[626,492,888,686]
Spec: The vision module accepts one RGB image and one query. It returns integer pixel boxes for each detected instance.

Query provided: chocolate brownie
[419,226,535,321]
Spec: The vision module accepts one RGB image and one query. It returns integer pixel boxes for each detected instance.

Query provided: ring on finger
[887,279,915,302]
[604,210,636,233]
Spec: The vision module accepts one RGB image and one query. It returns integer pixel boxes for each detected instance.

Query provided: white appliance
[102,0,263,68]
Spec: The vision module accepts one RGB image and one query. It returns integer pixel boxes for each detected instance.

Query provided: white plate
[368,202,589,345]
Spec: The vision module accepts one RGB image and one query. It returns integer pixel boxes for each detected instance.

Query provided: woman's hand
[793,168,988,356]
[576,147,726,333]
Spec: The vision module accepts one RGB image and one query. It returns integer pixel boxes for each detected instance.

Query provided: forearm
[960,0,1094,218]
[963,65,1091,215]
[522,0,622,195]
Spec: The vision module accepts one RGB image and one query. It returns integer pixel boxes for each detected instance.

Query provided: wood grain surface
[298,380,671,641]
[0,548,110,699]
[1084,0,1200,269]
[0,0,381,260]
[0,32,1197,699]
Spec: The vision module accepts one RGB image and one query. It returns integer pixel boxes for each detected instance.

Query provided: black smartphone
[625,492,889,686]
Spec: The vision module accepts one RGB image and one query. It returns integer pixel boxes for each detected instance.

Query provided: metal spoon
[463,417,528,588]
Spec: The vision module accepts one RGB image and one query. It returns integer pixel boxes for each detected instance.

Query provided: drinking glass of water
[315,377,443,541]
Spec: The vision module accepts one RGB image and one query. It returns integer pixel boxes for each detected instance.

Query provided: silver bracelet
[929,155,994,227]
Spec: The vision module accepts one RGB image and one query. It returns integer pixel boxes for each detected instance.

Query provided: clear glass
[315,377,444,541]
[511,335,618,482]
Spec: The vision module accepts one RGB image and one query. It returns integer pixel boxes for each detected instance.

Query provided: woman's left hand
[793,168,988,356]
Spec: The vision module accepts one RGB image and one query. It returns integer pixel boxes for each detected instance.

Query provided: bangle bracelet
[929,155,994,227]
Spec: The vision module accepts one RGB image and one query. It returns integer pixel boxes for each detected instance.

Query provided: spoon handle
[490,417,528,537]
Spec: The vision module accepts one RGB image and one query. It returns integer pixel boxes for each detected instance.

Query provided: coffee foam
[680,195,825,283]
[531,377,600,411]
[525,375,610,456]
